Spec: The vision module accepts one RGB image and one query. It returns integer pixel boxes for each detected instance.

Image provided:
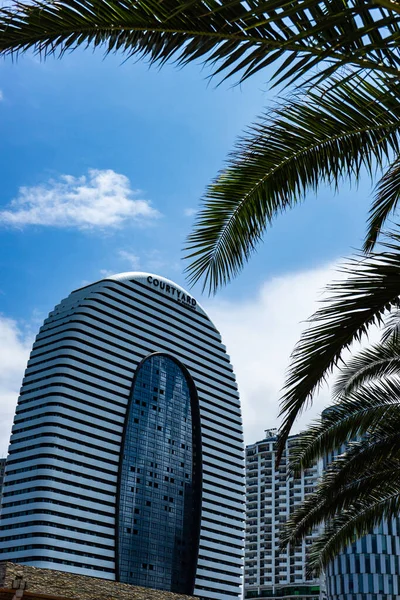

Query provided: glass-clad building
[0,273,245,600]
[326,520,400,600]
[322,412,400,600]
[325,444,400,600]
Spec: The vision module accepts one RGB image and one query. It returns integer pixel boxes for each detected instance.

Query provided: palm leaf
[381,308,400,343]
[282,431,400,564]
[317,434,400,492]
[5,0,400,296]
[291,421,400,487]
[288,383,400,472]
[332,337,400,399]
[281,280,400,572]
[306,489,400,574]
[2,0,400,86]
[184,75,400,292]
[282,459,400,552]
[365,156,400,251]
[277,232,400,460]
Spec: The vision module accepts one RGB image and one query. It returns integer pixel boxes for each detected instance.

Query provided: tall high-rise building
[244,429,324,600]
[0,459,5,500]
[0,273,245,600]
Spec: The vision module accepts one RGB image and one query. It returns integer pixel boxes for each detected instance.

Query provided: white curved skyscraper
[0,273,245,600]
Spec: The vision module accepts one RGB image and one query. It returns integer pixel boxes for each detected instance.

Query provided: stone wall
[0,563,198,600]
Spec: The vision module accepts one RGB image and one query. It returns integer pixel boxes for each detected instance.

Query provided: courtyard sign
[146,276,197,310]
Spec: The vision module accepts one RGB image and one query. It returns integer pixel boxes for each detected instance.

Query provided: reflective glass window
[117,354,201,593]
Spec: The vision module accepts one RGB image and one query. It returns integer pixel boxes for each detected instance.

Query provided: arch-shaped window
[116,352,202,593]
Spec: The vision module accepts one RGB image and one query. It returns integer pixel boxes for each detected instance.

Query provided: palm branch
[381,307,400,343]
[310,433,400,491]
[283,426,400,572]
[185,74,400,291]
[281,326,400,573]
[284,456,400,574]
[305,490,400,575]
[288,381,400,472]
[283,452,400,550]
[2,0,400,86]
[366,156,400,250]
[332,338,400,400]
[277,230,400,459]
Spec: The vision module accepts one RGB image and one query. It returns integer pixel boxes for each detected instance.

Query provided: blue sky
[0,47,376,450]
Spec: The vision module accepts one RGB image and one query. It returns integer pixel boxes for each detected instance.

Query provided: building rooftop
[0,563,197,600]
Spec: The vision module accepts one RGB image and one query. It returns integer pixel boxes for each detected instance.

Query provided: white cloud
[118,248,180,274]
[0,91,4,102]
[184,208,197,217]
[0,169,160,229]
[0,318,33,455]
[206,263,353,445]
[145,249,180,273]
[118,250,141,270]
[98,269,115,279]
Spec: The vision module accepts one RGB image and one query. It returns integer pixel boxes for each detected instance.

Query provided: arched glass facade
[117,353,201,593]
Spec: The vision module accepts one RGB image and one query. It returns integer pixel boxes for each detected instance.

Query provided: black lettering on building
[145,276,196,311]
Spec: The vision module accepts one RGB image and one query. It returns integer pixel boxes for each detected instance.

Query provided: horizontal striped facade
[0,273,245,600]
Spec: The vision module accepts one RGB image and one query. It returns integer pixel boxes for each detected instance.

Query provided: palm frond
[184,75,400,292]
[366,157,400,251]
[292,433,400,500]
[282,274,400,572]
[282,431,400,548]
[332,338,400,399]
[282,460,400,553]
[306,490,400,574]
[2,0,400,86]
[277,232,400,460]
[289,383,400,472]
[381,307,400,343]
[317,434,400,492]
